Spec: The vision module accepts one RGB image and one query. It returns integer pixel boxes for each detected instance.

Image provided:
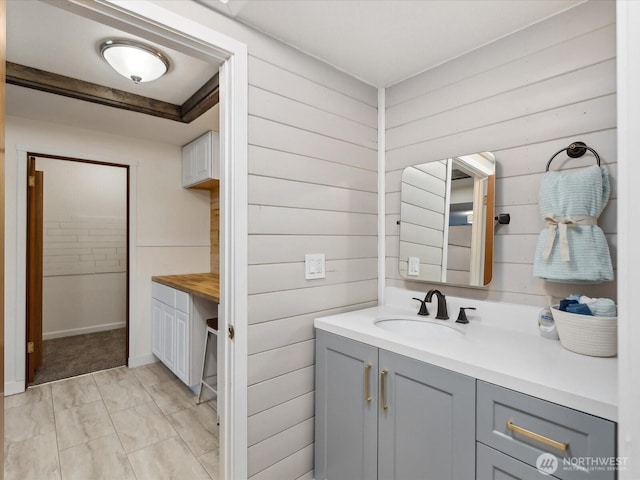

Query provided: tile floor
[4,363,219,480]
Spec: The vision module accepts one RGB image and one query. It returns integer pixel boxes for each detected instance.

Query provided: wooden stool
[196,317,218,406]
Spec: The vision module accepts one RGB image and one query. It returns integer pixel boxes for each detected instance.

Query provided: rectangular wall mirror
[398,152,496,287]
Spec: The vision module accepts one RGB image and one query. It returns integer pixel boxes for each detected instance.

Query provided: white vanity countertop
[314,287,618,421]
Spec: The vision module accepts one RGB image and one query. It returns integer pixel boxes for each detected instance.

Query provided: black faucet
[412,296,429,316]
[426,289,449,320]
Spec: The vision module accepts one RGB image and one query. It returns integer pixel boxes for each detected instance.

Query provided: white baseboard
[5,380,26,396]
[128,353,158,368]
[43,322,126,340]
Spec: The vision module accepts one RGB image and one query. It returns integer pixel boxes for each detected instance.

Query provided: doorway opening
[7,1,249,475]
[26,153,129,386]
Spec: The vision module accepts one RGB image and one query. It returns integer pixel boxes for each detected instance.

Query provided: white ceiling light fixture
[100,39,170,84]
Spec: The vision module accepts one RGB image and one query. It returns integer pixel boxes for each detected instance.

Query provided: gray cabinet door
[315,330,378,480]
[377,349,475,480]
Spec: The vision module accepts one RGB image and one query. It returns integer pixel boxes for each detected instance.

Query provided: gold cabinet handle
[380,369,388,410]
[506,420,568,452]
[364,364,372,403]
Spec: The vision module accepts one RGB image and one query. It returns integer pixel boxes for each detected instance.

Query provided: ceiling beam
[180,73,219,124]
[6,62,218,124]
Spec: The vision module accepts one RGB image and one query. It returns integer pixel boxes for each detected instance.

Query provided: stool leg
[196,330,212,405]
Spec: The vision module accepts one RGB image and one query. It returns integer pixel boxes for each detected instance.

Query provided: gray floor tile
[111,401,176,453]
[145,377,196,416]
[92,366,138,386]
[132,362,176,387]
[128,436,210,480]
[5,384,51,409]
[4,431,60,480]
[169,403,219,457]
[55,399,115,451]
[51,375,101,412]
[97,377,152,413]
[59,433,136,480]
[198,450,220,480]
[4,363,219,479]
[5,395,55,443]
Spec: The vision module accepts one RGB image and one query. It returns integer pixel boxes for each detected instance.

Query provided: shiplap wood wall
[386,0,617,306]
[160,3,379,475]
[246,50,378,480]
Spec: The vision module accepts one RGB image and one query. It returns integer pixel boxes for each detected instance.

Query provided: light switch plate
[408,256,420,276]
[305,253,325,279]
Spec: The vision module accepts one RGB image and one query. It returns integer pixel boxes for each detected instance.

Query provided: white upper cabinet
[182,130,220,188]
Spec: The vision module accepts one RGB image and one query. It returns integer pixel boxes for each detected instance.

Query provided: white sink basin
[375,318,463,341]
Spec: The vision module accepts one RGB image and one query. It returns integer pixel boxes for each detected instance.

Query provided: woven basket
[551,306,617,357]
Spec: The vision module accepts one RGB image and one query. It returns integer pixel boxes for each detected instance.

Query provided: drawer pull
[380,369,388,410]
[364,364,372,403]
[506,420,568,452]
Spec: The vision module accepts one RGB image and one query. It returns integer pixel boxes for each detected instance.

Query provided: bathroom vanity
[314,288,617,480]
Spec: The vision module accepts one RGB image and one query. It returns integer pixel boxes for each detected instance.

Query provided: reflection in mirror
[399,152,496,287]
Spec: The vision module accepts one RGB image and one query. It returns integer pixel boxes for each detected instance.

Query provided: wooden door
[26,156,44,383]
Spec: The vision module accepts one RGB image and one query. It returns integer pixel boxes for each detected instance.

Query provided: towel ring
[545,141,601,172]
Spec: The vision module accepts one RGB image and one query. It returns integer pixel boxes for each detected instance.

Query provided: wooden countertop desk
[151,273,220,303]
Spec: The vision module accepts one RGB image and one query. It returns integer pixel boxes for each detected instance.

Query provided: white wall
[38,158,127,339]
[158,2,378,477]
[385,0,617,306]
[4,115,211,391]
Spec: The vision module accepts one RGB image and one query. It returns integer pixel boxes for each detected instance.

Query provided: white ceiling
[5,0,584,146]
[201,0,584,87]
[6,0,220,146]
[7,0,220,105]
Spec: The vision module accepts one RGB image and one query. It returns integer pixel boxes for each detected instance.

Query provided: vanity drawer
[477,442,558,480]
[152,282,175,308]
[477,381,616,480]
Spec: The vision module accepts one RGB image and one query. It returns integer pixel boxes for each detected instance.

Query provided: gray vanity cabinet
[315,330,475,480]
[315,330,378,480]
[377,348,475,480]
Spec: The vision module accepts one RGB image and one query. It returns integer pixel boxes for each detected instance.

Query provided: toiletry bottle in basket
[538,296,559,340]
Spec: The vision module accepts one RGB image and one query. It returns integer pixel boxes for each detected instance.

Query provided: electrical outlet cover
[408,256,420,276]
[305,253,325,279]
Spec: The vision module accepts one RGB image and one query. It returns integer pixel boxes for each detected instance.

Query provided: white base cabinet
[152,281,217,388]
[315,330,475,480]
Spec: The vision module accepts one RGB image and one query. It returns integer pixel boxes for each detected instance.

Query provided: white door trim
[40,1,249,477]
[617,1,640,479]
[378,87,386,305]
